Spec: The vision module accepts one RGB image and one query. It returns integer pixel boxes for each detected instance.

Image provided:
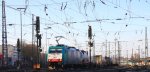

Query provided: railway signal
[16,38,20,69]
[88,25,93,68]
[88,25,92,39]
[36,16,40,33]
[34,16,42,69]
[17,38,20,51]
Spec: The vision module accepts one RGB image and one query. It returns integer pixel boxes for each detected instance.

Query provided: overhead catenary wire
[105,0,150,22]
[1,0,150,50]
[5,2,148,39]
[3,0,149,35]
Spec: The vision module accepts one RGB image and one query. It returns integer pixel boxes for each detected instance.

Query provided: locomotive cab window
[49,49,62,53]
[49,49,55,53]
[56,49,62,53]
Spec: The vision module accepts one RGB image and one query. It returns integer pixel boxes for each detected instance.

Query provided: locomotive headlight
[48,59,51,62]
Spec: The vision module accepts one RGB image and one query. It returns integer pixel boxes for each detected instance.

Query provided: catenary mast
[2,0,8,66]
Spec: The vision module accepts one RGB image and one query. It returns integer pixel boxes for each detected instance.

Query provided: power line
[105,0,150,22]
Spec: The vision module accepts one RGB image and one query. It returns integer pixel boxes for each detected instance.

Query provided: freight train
[47,44,89,69]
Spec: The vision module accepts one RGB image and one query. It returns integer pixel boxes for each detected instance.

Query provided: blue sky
[1,0,150,57]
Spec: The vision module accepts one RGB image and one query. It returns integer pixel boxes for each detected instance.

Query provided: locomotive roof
[68,46,75,48]
[56,44,68,47]
[49,44,68,48]
[76,49,79,51]
[49,46,62,49]
[68,47,82,52]
[68,47,76,50]
[49,44,83,51]
[81,50,87,54]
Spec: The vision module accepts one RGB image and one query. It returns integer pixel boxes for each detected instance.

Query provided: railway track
[0,66,150,72]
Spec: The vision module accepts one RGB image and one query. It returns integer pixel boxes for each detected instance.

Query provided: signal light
[88,25,92,39]
[40,49,42,52]
[39,34,42,47]
[17,38,20,48]
[88,42,93,47]
[36,16,40,33]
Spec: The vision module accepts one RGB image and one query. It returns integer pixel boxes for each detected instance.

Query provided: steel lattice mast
[2,0,8,66]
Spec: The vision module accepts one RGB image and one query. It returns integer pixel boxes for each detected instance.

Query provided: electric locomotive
[47,44,88,69]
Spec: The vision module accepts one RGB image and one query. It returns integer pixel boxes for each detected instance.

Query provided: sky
[0,0,150,58]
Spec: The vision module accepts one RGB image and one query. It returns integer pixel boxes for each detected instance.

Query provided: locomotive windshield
[49,48,62,53]
[48,46,63,53]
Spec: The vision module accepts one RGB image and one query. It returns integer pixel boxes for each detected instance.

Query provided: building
[0,44,18,66]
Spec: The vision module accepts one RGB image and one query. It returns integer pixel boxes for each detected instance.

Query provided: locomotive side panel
[81,51,89,64]
[67,47,77,64]
[76,49,81,64]
[62,47,68,65]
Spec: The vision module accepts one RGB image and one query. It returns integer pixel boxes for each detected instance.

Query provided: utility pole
[45,29,48,67]
[2,0,8,66]
[32,14,34,68]
[105,40,107,57]
[17,8,25,68]
[86,41,88,54]
[138,45,141,64]
[118,41,120,65]
[126,50,128,65]
[138,40,142,64]
[46,30,47,52]
[44,27,51,67]
[132,48,133,65]
[17,38,20,69]
[117,41,127,65]
[138,45,140,65]
[93,35,95,63]
[114,38,117,64]
[145,27,148,65]
[44,27,51,52]
[109,42,110,57]
[88,25,93,67]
